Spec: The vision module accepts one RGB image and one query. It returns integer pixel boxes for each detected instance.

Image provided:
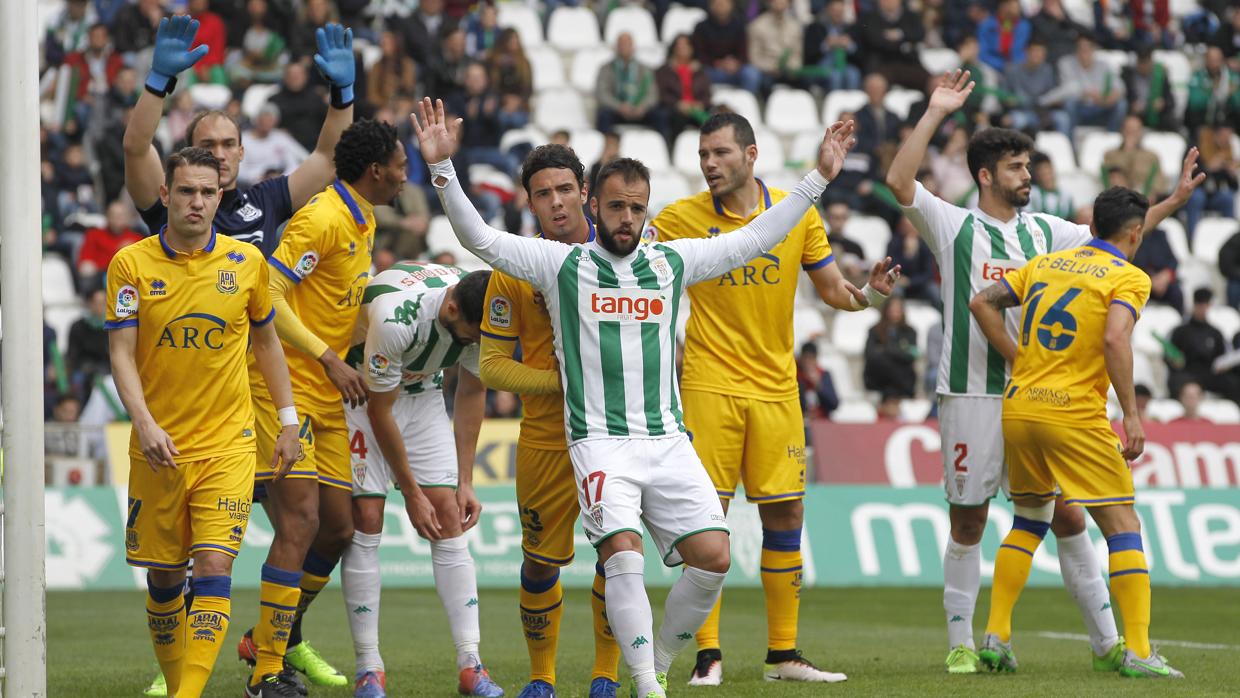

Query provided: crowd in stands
[25,0,1240,433]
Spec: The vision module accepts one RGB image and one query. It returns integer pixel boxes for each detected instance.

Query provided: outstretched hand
[149,15,209,84]
[1169,146,1208,206]
[817,120,857,181]
[410,97,463,166]
[868,256,902,296]
[928,70,975,116]
[313,23,355,89]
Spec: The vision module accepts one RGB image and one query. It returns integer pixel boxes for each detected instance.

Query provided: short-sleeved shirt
[1001,238,1152,426]
[646,180,833,401]
[265,179,374,410]
[901,181,1094,397]
[105,229,274,460]
[139,176,293,258]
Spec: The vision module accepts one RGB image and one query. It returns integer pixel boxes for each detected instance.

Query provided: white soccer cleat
[763,651,847,683]
[687,650,723,686]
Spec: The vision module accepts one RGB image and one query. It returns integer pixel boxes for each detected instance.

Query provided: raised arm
[1142,147,1206,235]
[969,281,1020,364]
[886,70,974,206]
[287,24,357,210]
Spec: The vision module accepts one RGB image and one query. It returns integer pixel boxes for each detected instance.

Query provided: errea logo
[587,288,668,321]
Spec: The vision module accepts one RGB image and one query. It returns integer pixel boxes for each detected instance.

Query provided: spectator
[464,1,500,57]
[956,35,1005,123]
[941,0,989,49]
[1128,0,1173,49]
[431,250,458,266]
[692,0,763,96]
[857,0,930,91]
[238,105,309,186]
[1186,46,1240,135]
[1053,36,1127,132]
[288,0,338,60]
[886,218,939,306]
[797,342,839,418]
[389,0,447,67]
[62,23,124,126]
[42,323,68,420]
[374,180,431,260]
[1027,152,1077,220]
[747,0,803,88]
[270,62,329,152]
[373,247,397,274]
[1185,124,1238,238]
[1094,0,1136,49]
[51,394,83,424]
[1171,381,1206,423]
[486,28,534,104]
[66,288,111,401]
[1003,39,1072,135]
[1030,0,1090,64]
[488,390,522,418]
[1211,6,1240,64]
[53,142,97,220]
[77,200,142,285]
[855,73,901,161]
[1124,46,1178,131]
[1134,383,1153,420]
[226,0,288,85]
[44,0,94,65]
[367,30,418,110]
[1167,288,1240,404]
[978,0,1031,73]
[1131,225,1184,311]
[426,25,470,105]
[174,0,228,85]
[595,33,667,140]
[1219,226,1240,308]
[930,127,974,205]
[447,62,518,177]
[1102,115,1164,198]
[803,0,862,92]
[110,0,162,58]
[824,201,867,286]
[588,131,621,193]
[656,34,713,137]
[863,295,919,399]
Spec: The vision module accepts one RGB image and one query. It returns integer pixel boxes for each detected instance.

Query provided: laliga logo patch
[641,225,657,244]
[115,285,139,317]
[489,295,512,329]
[368,353,390,377]
[294,251,319,279]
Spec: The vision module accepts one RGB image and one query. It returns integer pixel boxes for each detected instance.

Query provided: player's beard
[995,180,1032,208]
[596,216,641,257]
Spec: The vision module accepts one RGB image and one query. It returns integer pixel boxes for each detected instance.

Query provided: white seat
[1076,130,1123,178]
[1094,50,1130,76]
[527,46,566,92]
[833,399,878,423]
[900,398,932,422]
[1200,399,1240,424]
[603,5,659,48]
[546,6,602,52]
[842,215,892,263]
[42,254,76,306]
[569,128,606,169]
[1061,0,1093,24]
[822,89,867,126]
[497,2,544,47]
[1192,218,1239,267]
[356,39,382,72]
[1159,216,1190,263]
[1207,306,1240,342]
[883,88,922,122]
[1132,351,1157,393]
[1146,399,1185,423]
[764,88,821,136]
[1132,304,1182,357]
[753,128,786,175]
[426,216,488,271]
[633,43,666,69]
[710,86,762,126]
[45,304,84,354]
[904,302,942,352]
[647,170,691,216]
[570,47,615,94]
[499,125,547,155]
[793,306,827,349]
[661,4,707,41]
[1057,171,1102,206]
[241,83,280,121]
[619,128,671,171]
[1168,0,1201,17]
[1153,49,1191,116]
[788,129,823,169]
[830,306,879,357]
[1141,131,1187,188]
[818,348,861,400]
[533,88,590,132]
[1034,131,1077,175]
[188,83,231,111]
[919,48,960,76]
[672,129,702,177]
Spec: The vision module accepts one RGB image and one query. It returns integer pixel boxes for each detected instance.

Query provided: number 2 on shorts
[581,471,606,507]
[953,443,968,473]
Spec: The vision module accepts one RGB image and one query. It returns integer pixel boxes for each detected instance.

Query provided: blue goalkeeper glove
[314,23,356,108]
[146,15,209,96]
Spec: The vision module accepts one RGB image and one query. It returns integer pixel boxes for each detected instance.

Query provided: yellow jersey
[266,179,375,410]
[648,180,832,400]
[1001,238,1151,426]
[105,229,274,461]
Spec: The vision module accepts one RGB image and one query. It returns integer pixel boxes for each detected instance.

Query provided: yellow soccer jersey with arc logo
[1001,238,1152,426]
[105,229,274,461]
[265,179,375,409]
[648,180,833,400]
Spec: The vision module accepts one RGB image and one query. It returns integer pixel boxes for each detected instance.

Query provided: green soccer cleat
[142,671,167,697]
[628,672,667,698]
[1118,648,1184,679]
[978,633,1018,673]
[1092,636,1126,672]
[285,641,349,687]
[945,645,980,674]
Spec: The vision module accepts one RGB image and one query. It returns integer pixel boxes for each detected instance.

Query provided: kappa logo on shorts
[489,295,512,329]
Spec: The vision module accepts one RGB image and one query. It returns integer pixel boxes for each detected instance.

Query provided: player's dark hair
[454,271,493,325]
[966,128,1034,185]
[1092,186,1149,240]
[165,147,221,186]
[521,144,586,195]
[186,110,243,146]
[334,119,401,183]
[594,157,651,194]
[701,111,756,149]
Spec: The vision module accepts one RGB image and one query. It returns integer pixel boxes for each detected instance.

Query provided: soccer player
[341,264,504,698]
[646,112,898,686]
[885,70,1200,674]
[414,96,854,698]
[107,147,301,698]
[969,186,1188,678]
[244,119,408,698]
[478,145,622,698]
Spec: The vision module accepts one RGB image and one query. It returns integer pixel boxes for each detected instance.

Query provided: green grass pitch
[49,587,1237,697]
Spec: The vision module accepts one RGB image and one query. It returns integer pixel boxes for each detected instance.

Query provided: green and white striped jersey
[1027,185,1077,221]
[349,262,479,395]
[901,181,1092,398]
[435,165,829,444]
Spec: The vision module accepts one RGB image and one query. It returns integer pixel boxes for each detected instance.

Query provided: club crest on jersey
[115,285,139,317]
[216,269,238,295]
[489,296,512,328]
[587,288,667,321]
[294,251,319,279]
[237,201,262,223]
[368,353,390,377]
[651,258,671,278]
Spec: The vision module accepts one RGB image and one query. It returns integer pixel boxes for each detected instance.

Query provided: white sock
[654,566,726,674]
[1056,530,1119,655]
[431,535,482,669]
[604,550,663,697]
[943,537,980,650]
[342,530,384,673]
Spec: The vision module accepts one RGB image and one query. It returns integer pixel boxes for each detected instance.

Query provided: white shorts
[345,392,458,498]
[938,395,1008,506]
[568,435,728,567]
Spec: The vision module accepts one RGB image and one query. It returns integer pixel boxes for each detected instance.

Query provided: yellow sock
[1107,533,1152,658]
[984,518,1049,642]
[761,528,803,651]
[287,548,336,648]
[519,569,563,684]
[695,593,722,652]
[590,565,621,681]
[179,576,231,698]
[251,564,301,683]
[146,577,186,697]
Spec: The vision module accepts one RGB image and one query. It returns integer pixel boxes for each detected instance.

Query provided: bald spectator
[1102,115,1164,198]
[238,105,309,186]
[596,33,667,140]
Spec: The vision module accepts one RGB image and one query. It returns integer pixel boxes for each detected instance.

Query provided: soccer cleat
[245,673,304,698]
[142,671,167,697]
[628,672,667,698]
[1118,648,1184,678]
[517,679,556,698]
[236,628,308,695]
[763,649,847,683]
[978,633,1018,673]
[1092,636,1126,672]
[588,677,620,698]
[354,670,387,697]
[687,648,723,686]
[945,645,980,674]
[458,663,505,697]
[286,640,349,687]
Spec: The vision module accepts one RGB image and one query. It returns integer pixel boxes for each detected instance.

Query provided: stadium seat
[45,304,84,354]
[661,4,707,41]
[1132,304,1182,357]
[1153,49,1191,112]
[533,88,590,132]
[356,39,382,72]
[1094,50,1131,76]
[1057,171,1102,206]
[817,348,861,400]
[788,130,823,169]
[570,47,615,94]
[1076,130,1123,178]
[426,215,488,271]
[919,48,960,75]
[527,46,567,92]
[499,125,547,155]
[188,83,231,111]
[647,170,691,216]
[842,215,892,264]
[1200,399,1240,424]
[1207,306,1240,341]
[900,399,933,422]
[604,5,660,49]
[619,128,671,171]
[764,88,821,136]
[1132,351,1157,393]
[793,305,827,349]
[241,84,280,120]
[634,43,666,69]
[753,128,786,175]
[883,88,923,122]
[833,399,878,423]
[569,128,605,168]
[1168,0,1202,20]
[546,6,602,52]
[1146,399,1184,423]
[1142,131,1188,186]
[497,2,544,47]
[1034,131,1078,175]
[672,129,702,177]
[1159,216,1190,263]
[904,301,941,352]
[822,89,867,127]
[1060,0,1094,24]
[42,254,76,307]
[710,86,762,127]
[830,306,879,357]
[1192,218,1239,267]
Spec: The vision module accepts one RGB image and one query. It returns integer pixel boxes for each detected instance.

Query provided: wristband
[429,159,457,188]
[863,282,889,309]
[144,72,176,98]
[277,406,299,428]
[330,84,355,109]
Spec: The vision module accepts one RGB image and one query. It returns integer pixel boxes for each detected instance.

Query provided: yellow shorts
[125,451,255,569]
[516,444,577,567]
[1003,418,1135,507]
[254,392,352,491]
[681,389,807,503]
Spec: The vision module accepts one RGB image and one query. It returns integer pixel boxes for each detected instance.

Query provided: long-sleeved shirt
[1004,60,1057,108]
[692,14,749,66]
[748,11,803,73]
[596,59,657,113]
[1045,55,1125,105]
[978,15,1031,72]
